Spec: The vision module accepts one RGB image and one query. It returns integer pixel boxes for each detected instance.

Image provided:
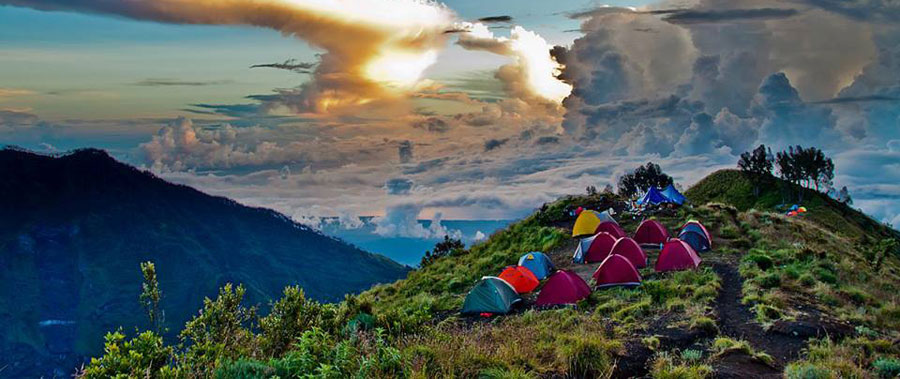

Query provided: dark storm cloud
[814,95,900,104]
[477,15,513,23]
[250,59,317,74]
[384,178,414,195]
[484,138,508,151]
[801,0,900,23]
[186,103,262,118]
[133,78,234,87]
[565,7,680,20]
[411,117,450,133]
[662,8,799,24]
[398,140,413,164]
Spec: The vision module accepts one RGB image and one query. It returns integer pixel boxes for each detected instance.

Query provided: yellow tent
[572,210,617,237]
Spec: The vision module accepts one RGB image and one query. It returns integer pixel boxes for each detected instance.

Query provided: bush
[80,330,175,378]
[650,353,712,379]
[757,273,782,289]
[784,363,834,379]
[259,286,337,357]
[214,359,274,379]
[873,358,900,378]
[745,254,774,270]
[680,349,703,362]
[557,336,615,378]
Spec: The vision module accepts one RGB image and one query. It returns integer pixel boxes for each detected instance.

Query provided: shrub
[784,363,834,379]
[259,286,337,357]
[214,359,274,379]
[80,330,175,378]
[680,349,703,362]
[798,273,817,287]
[745,254,774,270]
[557,336,615,378]
[873,358,900,378]
[757,273,782,289]
[689,317,718,334]
[650,352,712,379]
[814,267,838,284]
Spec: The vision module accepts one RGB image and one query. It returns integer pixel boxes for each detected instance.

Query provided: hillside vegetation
[78,170,900,378]
[0,148,409,378]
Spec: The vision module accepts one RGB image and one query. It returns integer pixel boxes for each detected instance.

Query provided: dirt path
[711,260,802,374]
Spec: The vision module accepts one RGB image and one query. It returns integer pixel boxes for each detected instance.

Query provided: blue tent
[679,230,710,252]
[661,184,686,205]
[518,252,555,280]
[637,187,668,205]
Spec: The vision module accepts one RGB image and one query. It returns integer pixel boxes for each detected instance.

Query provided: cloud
[372,203,460,238]
[250,59,317,74]
[477,15,513,23]
[662,8,799,24]
[398,140,413,163]
[3,0,456,115]
[484,138,508,151]
[0,109,41,131]
[457,23,572,104]
[411,117,450,133]
[0,88,35,97]
[384,178,414,195]
[133,78,234,87]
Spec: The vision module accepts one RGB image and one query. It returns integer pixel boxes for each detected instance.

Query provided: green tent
[461,276,521,314]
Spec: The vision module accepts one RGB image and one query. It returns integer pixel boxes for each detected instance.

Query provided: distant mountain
[0,148,410,377]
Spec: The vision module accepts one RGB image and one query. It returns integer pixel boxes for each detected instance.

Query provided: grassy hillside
[686,169,899,241]
[76,174,900,378]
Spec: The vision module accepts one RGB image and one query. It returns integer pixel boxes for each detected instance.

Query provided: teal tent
[637,187,668,205]
[461,277,521,314]
[661,184,686,205]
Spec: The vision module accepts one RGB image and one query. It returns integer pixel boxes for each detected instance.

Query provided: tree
[586,185,598,196]
[602,184,614,194]
[420,235,466,267]
[617,162,674,198]
[837,186,852,205]
[738,144,773,197]
[139,261,163,333]
[776,149,800,203]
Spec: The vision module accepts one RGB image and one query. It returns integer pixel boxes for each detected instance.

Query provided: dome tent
[535,270,591,306]
[634,219,670,245]
[592,254,642,287]
[679,230,710,253]
[498,266,540,294]
[573,232,617,264]
[517,252,554,280]
[461,276,522,314]
[596,221,626,239]
[655,239,702,272]
[610,237,647,268]
[680,221,711,246]
[572,209,617,237]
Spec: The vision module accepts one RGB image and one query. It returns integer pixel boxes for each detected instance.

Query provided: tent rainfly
[655,239,702,272]
[634,219,670,245]
[610,237,648,268]
[593,254,642,287]
[596,221,626,239]
[572,210,617,237]
[518,252,555,280]
[498,266,540,294]
[461,276,522,314]
[535,270,591,306]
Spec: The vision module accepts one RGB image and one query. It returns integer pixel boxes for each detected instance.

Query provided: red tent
[498,266,540,294]
[610,237,647,268]
[655,239,702,272]
[634,219,670,245]
[592,254,642,287]
[596,221,626,239]
[584,232,617,263]
[535,270,591,306]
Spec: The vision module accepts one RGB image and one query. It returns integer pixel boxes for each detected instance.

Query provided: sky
[1,0,899,237]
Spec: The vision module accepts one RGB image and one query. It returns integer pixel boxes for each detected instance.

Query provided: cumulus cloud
[457,23,572,104]
[3,0,456,114]
[372,203,460,238]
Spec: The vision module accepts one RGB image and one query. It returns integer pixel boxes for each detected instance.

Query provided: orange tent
[498,266,540,293]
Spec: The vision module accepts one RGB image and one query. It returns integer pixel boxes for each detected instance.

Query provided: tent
[518,252,555,280]
[678,230,710,253]
[573,232,617,264]
[661,184,686,205]
[680,221,712,252]
[637,187,669,206]
[572,210,617,237]
[655,239,701,272]
[593,254,642,287]
[461,276,522,314]
[535,270,591,306]
[498,266,540,294]
[596,221,626,239]
[634,219,670,245]
[680,221,711,245]
[610,237,647,268]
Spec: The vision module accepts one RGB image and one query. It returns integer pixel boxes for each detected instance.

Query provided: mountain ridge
[0,147,409,377]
